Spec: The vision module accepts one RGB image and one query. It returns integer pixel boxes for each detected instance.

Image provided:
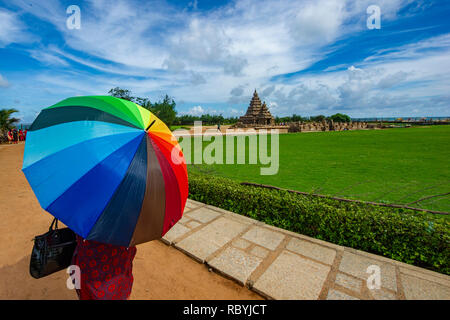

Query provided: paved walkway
[162,199,450,300]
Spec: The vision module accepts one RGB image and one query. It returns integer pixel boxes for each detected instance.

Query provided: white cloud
[0,74,10,87]
[0,9,35,47]
[228,84,251,103]
[189,72,207,85]
[162,58,186,73]
[252,47,450,117]
[364,33,450,63]
[230,86,244,97]
[348,66,361,72]
[229,108,241,115]
[29,49,69,66]
[3,0,448,118]
[180,105,227,116]
[288,0,345,45]
[185,105,205,116]
[377,71,409,89]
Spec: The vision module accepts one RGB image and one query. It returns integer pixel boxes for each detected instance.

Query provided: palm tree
[0,108,20,142]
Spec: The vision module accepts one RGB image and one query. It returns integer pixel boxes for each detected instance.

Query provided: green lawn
[169,125,191,131]
[185,125,450,212]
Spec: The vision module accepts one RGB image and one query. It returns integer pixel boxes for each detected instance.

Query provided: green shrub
[188,173,450,275]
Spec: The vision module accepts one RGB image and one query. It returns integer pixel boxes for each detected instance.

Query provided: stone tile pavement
[161,199,450,300]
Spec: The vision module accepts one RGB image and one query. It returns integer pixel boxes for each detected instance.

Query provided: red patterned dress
[71,235,137,300]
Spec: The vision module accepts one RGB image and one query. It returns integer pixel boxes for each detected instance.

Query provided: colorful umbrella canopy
[22,96,188,247]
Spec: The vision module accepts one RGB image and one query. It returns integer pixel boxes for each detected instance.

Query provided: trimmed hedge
[188,173,450,275]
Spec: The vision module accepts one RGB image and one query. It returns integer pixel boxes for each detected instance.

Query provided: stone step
[160,199,450,300]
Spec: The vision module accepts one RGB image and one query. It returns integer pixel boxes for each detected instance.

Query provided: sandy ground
[0,143,262,300]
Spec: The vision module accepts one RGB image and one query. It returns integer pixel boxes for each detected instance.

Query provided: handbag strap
[49,218,58,231]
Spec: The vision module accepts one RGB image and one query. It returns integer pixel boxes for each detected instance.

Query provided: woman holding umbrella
[71,235,137,299]
[22,96,188,300]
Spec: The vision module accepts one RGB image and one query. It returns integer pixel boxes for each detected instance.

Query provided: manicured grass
[170,125,191,131]
[185,126,450,213]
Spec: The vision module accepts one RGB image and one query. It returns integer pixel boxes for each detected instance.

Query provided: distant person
[7,130,13,144]
[217,123,221,132]
[71,234,137,300]
[19,129,23,142]
[12,129,18,144]
[24,129,27,141]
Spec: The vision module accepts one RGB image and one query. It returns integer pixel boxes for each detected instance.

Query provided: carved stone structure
[288,121,375,133]
[237,90,275,127]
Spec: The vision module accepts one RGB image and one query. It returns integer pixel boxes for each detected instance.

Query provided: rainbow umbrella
[22,96,188,247]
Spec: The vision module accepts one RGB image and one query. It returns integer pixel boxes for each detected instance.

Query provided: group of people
[7,129,26,144]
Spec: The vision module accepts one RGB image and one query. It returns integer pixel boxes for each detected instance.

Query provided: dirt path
[0,143,262,300]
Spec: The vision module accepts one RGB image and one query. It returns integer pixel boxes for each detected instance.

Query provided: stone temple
[238,90,275,126]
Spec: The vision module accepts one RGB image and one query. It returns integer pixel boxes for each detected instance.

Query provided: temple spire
[238,89,275,126]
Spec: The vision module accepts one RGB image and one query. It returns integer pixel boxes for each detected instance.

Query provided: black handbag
[29,218,77,279]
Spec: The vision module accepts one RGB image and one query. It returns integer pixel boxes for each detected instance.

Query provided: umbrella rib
[146,120,156,131]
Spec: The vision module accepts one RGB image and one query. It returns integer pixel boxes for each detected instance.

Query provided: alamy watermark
[65,4,380,31]
[67,265,81,290]
[170,122,279,175]
[66,5,81,30]
[367,5,381,30]
[366,264,381,290]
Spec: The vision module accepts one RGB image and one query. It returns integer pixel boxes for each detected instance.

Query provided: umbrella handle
[49,217,59,231]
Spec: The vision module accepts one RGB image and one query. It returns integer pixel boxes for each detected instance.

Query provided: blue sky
[0,0,449,123]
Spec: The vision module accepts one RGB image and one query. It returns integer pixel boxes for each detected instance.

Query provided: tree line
[0,88,353,142]
[108,87,178,126]
[109,87,238,126]
[275,113,351,124]
[109,87,352,127]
